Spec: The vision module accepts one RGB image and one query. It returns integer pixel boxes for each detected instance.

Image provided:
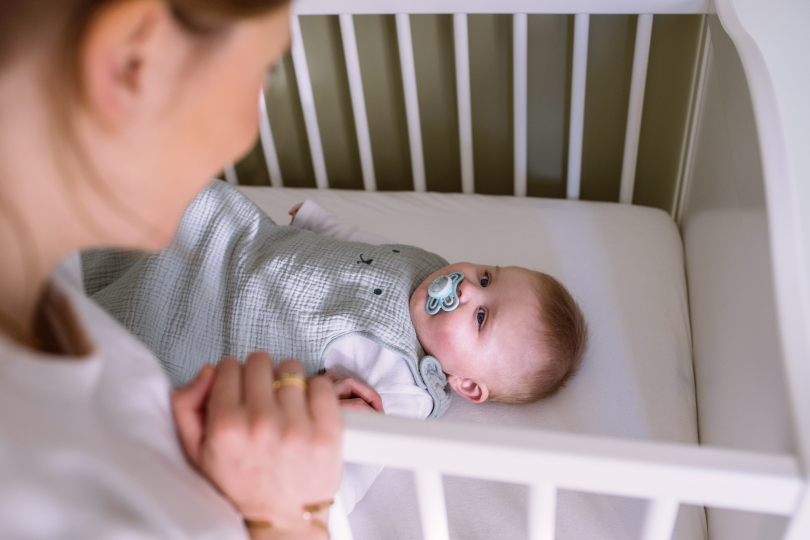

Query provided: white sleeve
[324,335,433,420]
[292,200,391,245]
[324,335,433,514]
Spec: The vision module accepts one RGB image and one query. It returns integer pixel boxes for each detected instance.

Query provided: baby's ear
[447,375,489,403]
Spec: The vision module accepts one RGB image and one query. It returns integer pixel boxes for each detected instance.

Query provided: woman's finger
[244,351,276,421]
[274,359,309,432]
[308,374,342,443]
[171,364,216,466]
[207,357,243,429]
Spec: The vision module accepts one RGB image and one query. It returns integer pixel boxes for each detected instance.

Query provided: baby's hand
[324,371,384,414]
[289,202,304,225]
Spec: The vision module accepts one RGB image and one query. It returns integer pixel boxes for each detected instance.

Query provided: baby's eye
[480,272,490,287]
[476,307,486,327]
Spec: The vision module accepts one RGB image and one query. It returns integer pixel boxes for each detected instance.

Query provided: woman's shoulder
[53,253,163,360]
[0,253,246,539]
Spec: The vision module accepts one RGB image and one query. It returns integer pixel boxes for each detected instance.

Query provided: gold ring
[273,372,308,391]
[303,500,335,520]
[243,518,272,530]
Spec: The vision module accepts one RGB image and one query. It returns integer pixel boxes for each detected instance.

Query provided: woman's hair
[0,0,289,72]
[0,0,290,308]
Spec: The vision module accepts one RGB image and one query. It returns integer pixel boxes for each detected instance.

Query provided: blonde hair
[489,271,588,404]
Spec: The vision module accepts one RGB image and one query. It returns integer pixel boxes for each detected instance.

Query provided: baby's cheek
[437,319,464,356]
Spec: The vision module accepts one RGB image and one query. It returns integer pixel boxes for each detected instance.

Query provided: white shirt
[0,255,246,540]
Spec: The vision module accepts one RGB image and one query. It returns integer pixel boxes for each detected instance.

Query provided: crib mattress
[238,186,705,540]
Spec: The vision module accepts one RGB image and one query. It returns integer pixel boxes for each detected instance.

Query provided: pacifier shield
[426,272,464,315]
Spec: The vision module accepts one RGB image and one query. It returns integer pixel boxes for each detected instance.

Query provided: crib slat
[513,13,529,197]
[619,13,653,204]
[396,13,427,193]
[528,483,556,540]
[676,20,711,224]
[339,14,377,192]
[640,499,679,540]
[291,15,329,189]
[414,470,451,540]
[566,13,589,200]
[224,163,239,185]
[454,14,474,195]
[258,88,284,188]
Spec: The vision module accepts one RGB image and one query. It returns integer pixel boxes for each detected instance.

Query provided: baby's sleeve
[291,200,391,245]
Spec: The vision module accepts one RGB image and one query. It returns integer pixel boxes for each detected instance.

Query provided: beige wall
[234,14,705,214]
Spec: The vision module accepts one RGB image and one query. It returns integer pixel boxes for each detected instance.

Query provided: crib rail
[226,3,707,204]
[341,412,803,540]
[292,1,711,15]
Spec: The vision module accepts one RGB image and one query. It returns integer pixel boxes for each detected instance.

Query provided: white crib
[227,1,810,539]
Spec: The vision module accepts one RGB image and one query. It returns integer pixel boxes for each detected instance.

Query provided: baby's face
[409,263,543,402]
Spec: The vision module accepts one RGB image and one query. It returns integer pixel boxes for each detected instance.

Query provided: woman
[0,1,342,538]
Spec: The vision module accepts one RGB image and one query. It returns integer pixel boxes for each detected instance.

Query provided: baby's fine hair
[490,271,587,404]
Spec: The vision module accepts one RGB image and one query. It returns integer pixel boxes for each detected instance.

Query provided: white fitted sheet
[238,186,704,540]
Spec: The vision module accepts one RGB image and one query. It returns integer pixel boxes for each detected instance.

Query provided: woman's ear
[447,375,489,403]
[80,0,169,127]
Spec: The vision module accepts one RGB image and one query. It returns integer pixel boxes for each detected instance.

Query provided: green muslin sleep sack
[82,181,452,418]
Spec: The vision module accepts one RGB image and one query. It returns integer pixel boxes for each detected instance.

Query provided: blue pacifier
[426,272,464,315]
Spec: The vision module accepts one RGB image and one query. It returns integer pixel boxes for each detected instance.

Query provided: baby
[288,199,588,411]
[83,182,587,417]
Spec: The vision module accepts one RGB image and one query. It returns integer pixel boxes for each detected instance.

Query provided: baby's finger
[339,398,381,413]
[274,359,309,432]
[322,370,342,384]
[335,377,384,413]
[244,351,276,420]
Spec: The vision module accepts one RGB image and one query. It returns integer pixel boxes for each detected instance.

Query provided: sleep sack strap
[419,355,452,418]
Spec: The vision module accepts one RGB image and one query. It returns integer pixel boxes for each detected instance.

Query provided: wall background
[233,14,705,215]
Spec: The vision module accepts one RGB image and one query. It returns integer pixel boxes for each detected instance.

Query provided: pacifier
[426,272,464,315]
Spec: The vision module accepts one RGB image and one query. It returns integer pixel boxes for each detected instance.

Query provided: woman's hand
[171,353,342,535]
[324,371,384,414]
[289,203,304,225]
